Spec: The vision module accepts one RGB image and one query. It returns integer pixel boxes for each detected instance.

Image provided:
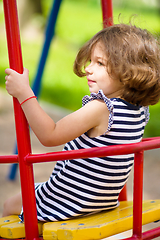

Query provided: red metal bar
[26,137,160,164]
[2,1,39,240]
[123,227,160,240]
[2,1,23,72]
[101,0,113,27]
[132,151,144,239]
[142,227,160,239]
[119,184,127,201]
[0,155,18,164]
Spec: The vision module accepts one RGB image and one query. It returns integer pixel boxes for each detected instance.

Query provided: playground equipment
[8,0,63,180]
[0,0,160,240]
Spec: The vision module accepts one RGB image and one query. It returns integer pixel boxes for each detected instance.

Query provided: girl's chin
[89,88,99,94]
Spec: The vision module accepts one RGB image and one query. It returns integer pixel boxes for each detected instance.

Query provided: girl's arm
[5,68,109,146]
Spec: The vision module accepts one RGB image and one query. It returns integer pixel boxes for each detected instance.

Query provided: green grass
[0,0,160,137]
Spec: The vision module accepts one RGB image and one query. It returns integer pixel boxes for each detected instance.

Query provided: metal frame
[8,0,62,181]
[1,0,160,240]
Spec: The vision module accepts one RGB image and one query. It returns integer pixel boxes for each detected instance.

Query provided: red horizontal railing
[25,137,160,164]
[0,155,18,164]
[0,138,160,165]
[1,137,160,166]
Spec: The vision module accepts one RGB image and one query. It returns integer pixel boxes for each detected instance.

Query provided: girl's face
[85,42,123,98]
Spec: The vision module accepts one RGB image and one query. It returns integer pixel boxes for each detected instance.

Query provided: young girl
[3,23,160,221]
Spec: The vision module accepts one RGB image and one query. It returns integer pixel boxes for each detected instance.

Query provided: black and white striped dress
[34,90,149,221]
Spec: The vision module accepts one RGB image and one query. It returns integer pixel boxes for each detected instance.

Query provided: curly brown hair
[73,24,160,106]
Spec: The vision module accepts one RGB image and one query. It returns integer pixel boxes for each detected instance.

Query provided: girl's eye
[98,61,103,66]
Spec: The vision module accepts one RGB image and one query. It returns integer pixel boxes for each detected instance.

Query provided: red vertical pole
[3,1,39,239]
[101,0,113,27]
[118,184,127,201]
[132,151,144,239]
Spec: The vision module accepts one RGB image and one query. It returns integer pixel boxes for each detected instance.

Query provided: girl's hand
[5,68,34,103]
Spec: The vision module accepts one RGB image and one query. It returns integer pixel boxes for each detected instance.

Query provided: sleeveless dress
[20,90,149,222]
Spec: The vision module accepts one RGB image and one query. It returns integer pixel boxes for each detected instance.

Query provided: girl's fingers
[23,68,29,78]
[5,68,29,79]
[5,68,13,75]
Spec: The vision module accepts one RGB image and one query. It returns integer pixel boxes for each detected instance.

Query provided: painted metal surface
[2,0,39,239]
[0,0,160,239]
[101,0,113,27]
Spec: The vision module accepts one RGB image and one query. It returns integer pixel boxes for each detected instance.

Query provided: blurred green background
[0,0,159,137]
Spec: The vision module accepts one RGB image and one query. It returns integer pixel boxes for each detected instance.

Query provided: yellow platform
[43,200,160,240]
[0,215,43,239]
[0,200,159,240]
